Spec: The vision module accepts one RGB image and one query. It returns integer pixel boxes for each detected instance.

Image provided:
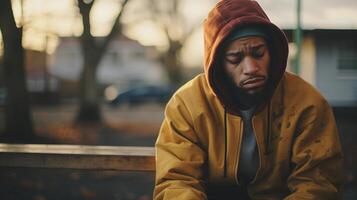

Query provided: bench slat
[0,144,155,171]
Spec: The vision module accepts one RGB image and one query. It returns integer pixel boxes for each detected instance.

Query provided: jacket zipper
[234,118,244,185]
[250,116,263,184]
[265,102,272,155]
[224,109,228,178]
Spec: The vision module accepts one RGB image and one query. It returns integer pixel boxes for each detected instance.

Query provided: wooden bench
[0,143,155,171]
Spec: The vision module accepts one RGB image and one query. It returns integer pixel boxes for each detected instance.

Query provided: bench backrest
[0,143,155,171]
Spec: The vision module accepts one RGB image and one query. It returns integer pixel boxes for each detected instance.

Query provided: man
[153,0,344,199]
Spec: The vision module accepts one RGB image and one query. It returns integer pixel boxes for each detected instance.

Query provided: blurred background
[0,0,356,199]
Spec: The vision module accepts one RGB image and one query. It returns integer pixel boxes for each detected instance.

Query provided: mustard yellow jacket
[154,0,343,199]
[154,73,344,199]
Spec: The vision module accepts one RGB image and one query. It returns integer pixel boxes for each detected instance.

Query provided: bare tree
[0,0,34,141]
[76,0,130,123]
[146,0,199,84]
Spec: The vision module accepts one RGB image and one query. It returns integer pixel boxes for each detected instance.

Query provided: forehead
[224,36,267,52]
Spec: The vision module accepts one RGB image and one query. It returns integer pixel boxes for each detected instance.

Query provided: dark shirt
[237,107,259,186]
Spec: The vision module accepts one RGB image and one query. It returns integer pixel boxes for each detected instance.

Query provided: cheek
[261,63,269,75]
[228,68,243,85]
[260,56,270,75]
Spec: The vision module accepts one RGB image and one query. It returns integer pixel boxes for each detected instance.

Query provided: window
[338,40,357,71]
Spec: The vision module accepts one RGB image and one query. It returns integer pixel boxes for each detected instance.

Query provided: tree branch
[78,0,95,50]
[99,0,130,52]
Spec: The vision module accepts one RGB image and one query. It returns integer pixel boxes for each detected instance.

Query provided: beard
[227,75,270,110]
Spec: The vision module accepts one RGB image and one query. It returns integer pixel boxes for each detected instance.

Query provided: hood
[203,0,289,114]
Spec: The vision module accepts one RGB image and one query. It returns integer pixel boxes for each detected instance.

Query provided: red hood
[203,0,289,114]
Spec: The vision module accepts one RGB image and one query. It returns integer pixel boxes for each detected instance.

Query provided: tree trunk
[162,53,183,85]
[161,41,183,85]
[76,0,101,123]
[75,0,129,123]
[0,0,34,141]
[76,51,101,122]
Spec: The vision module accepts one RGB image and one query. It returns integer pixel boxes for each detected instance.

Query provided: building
[24,49,59,104]
[50,35,167,97]
[284,29,357,107]
[25,50,59,93]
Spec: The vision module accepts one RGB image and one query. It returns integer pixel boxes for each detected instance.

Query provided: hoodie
[154,0,344,199]
[204,0,288,115]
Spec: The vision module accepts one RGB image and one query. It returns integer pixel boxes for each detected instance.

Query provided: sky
[3,0,357,67]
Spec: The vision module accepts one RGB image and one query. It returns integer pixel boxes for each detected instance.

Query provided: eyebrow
[225,44,266,56]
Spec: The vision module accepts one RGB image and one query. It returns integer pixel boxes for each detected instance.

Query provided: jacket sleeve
[153,95,208,200]
[285,99,344,200]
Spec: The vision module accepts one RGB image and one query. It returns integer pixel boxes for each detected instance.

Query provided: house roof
[283,29,357,42]
[57,34,140,46]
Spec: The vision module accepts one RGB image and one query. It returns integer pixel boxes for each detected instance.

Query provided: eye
[251,49,264,58]
[224,53,243,65]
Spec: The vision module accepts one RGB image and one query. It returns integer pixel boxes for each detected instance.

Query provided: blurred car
[106,85,176,106]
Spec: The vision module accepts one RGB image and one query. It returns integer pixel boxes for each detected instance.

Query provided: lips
[242,77,266,90]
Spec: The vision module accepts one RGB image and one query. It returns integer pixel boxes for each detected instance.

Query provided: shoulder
[165,73,220,118]
[281,72,328,106]
[175,74,211,97]
[169,73,215,106]
[277,72,333,123]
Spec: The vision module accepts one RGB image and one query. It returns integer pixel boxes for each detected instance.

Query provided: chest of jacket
[187,76,298,195]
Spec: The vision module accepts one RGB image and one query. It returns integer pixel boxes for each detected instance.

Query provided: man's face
[223,36,270,95]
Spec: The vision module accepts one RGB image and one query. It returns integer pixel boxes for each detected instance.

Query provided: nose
[242,57,259,75]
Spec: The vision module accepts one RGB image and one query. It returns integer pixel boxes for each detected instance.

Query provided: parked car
[106,85,176,106]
